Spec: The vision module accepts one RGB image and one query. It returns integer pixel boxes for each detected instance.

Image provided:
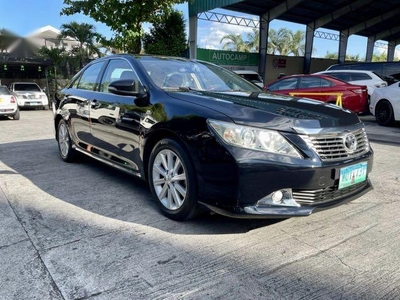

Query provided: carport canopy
[188,0,400,76]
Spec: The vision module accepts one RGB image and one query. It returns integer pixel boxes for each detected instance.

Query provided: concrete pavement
[0,110,399,300]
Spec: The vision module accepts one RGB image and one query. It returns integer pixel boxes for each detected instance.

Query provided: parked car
[264,74,369,114]
[314,70,387,97]
[369,81,400,126]
[233,70,264,88]
[9,82,49,110]
[54,54,373,221]
[0,85,20,120]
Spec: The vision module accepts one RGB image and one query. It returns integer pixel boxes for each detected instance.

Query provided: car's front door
[88,58,144,173]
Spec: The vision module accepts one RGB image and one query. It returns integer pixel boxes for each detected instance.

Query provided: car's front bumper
[197,144,373,219]
[200,178,373,219]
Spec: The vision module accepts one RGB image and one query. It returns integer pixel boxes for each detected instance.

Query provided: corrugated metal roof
[190,0,400,43]
[188,0,241,17]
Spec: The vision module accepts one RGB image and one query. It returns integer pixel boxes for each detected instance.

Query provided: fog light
[271,191,284,203]
[257,188,300,207]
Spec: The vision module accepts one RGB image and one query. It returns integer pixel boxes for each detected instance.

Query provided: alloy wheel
[152,149,187,210]
[58,122,70,158]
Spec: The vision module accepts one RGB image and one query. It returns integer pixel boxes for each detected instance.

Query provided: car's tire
[57,119,76,162]
[13,109,20,120]
[43,105,49,110]
[375,100,395,126]
[148,138,199,221]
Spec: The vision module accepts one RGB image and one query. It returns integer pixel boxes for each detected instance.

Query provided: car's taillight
[10,96,16,103]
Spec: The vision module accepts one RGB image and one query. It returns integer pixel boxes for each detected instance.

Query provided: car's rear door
[60,60,107,148]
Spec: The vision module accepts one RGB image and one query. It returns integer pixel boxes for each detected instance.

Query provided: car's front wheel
[148,139,198,221]
[57,119,76,162]
[375,99,395,126]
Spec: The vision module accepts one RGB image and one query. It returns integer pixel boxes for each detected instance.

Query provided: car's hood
[168,90,361,132]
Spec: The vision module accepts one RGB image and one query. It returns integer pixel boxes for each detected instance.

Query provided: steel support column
[366,37,375,62]
[189,16,198,59]
[387,41,396,61]
[338,30,349,64]
[304,23,315,74]
[259,16,269,84]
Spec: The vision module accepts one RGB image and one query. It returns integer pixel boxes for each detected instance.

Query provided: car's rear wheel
[13,109,20,120]
[57,119,76,162]
[148,138,198,221]
[375,100,395,126]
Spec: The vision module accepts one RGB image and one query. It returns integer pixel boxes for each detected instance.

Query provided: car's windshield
[14,83,41,92]
[138,57,261,92]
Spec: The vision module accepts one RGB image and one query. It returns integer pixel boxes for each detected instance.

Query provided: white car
[233,70,264,88]
[9,82,49,109]
[315,70,387,97]
[369,82,400,126]
[0,85,20,120]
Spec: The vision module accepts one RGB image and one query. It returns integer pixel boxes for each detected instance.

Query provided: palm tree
[267,28,291,55]
[288,30,305,56]
[220,34,249,52]
[245,28,259,52]
[59,21,101,67]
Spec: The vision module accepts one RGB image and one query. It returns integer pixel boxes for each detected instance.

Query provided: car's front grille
[293,181,367,205]
[301,128,370,162]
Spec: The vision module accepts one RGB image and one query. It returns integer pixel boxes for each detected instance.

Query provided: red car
[264,74,368,114]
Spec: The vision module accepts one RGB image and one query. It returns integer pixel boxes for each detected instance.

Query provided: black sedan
[53,54,373,221]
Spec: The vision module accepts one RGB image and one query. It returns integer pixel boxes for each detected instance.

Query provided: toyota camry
[53,54,373,221]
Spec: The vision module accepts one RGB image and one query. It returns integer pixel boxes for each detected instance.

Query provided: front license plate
[339,162,368,189]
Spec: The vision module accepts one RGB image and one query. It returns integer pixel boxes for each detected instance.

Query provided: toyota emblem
[343,133,357,153]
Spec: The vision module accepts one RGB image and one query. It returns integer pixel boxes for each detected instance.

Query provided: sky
[1,0,398,59]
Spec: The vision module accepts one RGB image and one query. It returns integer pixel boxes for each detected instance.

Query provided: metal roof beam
[313,0,374,29]
[374,25,400,41]
[348,7,400,36]
[267,0,304,21]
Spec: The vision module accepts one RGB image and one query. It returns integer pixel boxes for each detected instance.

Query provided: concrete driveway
[0,110,399,300]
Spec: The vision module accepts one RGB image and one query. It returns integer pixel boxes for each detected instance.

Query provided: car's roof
[318,70,376,74]
[233,70,260,74]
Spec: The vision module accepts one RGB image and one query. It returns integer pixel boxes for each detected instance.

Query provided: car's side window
[351,73,372,81]
[76,61,106,91]
[100,59,139,93]
[330,73,350,81]
[299,77,332,88]
[269,77,298,91]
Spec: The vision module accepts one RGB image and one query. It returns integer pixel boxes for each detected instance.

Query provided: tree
[324,51,362,61]
[220,34,248,52]
[372,51,387,62]
[61,0,185,53]
[59,21,101,68]
[267,28,291,55]
[245,28,259,52]
[287,30,305,56]
[143,10,187,56]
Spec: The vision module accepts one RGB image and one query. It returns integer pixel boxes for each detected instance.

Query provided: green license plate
[339,162,367,189]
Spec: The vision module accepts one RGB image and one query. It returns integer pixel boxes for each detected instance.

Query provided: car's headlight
[208,119,302,158]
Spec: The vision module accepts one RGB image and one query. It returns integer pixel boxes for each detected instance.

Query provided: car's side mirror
[108,79,140,96]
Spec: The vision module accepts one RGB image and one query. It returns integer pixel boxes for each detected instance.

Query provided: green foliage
[219,27,305,55]
[220,34,249,52]
[142,10,187,56]
[61,0,186,53]
[59,21,101,67]
[324,51,362,61]
[372,51,387,62]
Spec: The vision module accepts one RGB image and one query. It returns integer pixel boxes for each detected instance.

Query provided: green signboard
[197,48,259,66]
